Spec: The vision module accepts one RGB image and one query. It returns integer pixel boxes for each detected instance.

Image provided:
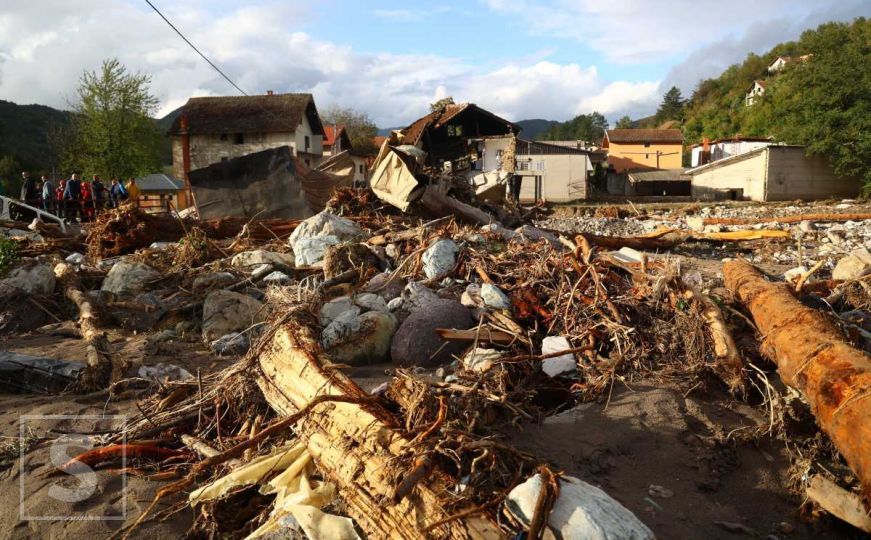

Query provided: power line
[144,0,248,96]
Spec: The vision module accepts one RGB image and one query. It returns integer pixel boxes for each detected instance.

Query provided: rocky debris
[101,261,160,297]
[361,273,406,302]
[515,225,561,247]
[262,271,291,285]
[391,299,473,367]
[541,336,577,377]
[230,250,295,268]
[137,363,194,383]
[192,272,237,293]
[506,473,654,539]
[480,283,510,309]
[322,242,382,279]
[293,235,341,267]
[400,281,442,312]
[201,290,264,342]
[323,310,397,366]
[1,263,56,295]
[481,223,519,241]
[354,292,388,312]
[0,283,47,334]
[210,332,251,356]
[288,211,363,267]
[65,252,85,265]
[832,248,871,281]
[422,238,459,279]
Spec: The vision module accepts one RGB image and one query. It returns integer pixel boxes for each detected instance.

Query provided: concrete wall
[690,150,767,201]
[764,147,860,200]
[516,154,589,202]
[351,155,368,186]
[690,147,860,201]
[711,140,770,162]
[607,142,682,173]
[482,137,512,171]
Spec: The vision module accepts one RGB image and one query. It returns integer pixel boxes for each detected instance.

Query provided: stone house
[167,92,325,208]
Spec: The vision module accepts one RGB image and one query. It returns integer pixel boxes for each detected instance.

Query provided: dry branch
[724,259,871,506]
[702,213,871,227]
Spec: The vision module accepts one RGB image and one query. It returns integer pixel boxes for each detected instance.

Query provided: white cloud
[372,7,452,22]
[0,0,657,126]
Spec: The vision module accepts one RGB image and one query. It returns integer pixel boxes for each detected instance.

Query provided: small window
[645,154,649,159]
[643,142,650,147]
[447,124,463,137]
[304,135,310,150]
[234,133,244,144]
[358,165,364,174]
[305,158,310,166]
[220,134,228,141]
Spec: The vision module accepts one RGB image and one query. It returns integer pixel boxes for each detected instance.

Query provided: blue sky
[0,0,868,127]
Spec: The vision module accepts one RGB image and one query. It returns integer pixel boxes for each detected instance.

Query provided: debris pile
[1,193,871,539]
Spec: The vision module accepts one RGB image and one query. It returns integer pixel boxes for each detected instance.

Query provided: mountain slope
[0,100,71,170]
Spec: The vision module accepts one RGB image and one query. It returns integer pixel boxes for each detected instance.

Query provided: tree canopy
[55,58,163,179]
[655,86,686,124]
[321,105,379,155]
[615,115,633,129]
[539,112,609,143]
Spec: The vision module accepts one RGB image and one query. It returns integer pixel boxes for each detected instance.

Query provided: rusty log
[703,213,871,227]
[724,259,871,505]
[256,317,503,539]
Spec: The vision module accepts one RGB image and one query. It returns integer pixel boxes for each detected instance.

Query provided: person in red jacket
[55,179,67,219]
[81,180,94,221]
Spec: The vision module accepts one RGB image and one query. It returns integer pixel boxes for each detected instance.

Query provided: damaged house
[167,92,326,208]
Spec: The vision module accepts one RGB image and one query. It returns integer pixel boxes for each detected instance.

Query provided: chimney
[266,90,274,96]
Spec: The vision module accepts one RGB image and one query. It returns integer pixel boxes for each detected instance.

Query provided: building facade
[602,129,683,173]
[688,145,859,201]
[167,93,325,208]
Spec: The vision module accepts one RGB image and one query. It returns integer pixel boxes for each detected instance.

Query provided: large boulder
[2,263,55,295]
[391,299,473,368]
[832,248,871,281]
[323,311,398,366]
[288,211,363,245]
[422,239,459,279]
[230,250,295,268]
[293,235,342,267]
[201,290,264,342]
[101,261,160,297]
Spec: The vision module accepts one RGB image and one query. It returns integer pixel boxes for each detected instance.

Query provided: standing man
[64,173,82,222]
[91,175,106,214]
[125,177,141,208]
[41,175,55,214]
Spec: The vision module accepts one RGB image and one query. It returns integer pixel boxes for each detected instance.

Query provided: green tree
[0,155,22,196]
[540,112,609,142]
[59,58,162,178]
[655,86,687,123]
[615,115,633,129]
[763,19,871,190]
[321,105,379,155]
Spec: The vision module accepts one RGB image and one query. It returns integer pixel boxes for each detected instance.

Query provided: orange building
[602,129,683,173]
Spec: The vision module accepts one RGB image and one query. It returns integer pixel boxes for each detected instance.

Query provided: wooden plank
[806,475,871,533]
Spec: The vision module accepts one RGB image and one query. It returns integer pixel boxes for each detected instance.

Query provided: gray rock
[293,235,341,267]
[0,283,47,334]
[175,320,198,336]
[391,299,473,368]
[481,283,510,309]
[201,290,264,342]
[262,270,291,284]
[461,283,483,308]
[422,239,459,279]
[355,292,388,312]
[324,311,398,366]
[65,252,85,265]
[321,309,363,349]
[401,281,441,312]
[101,261,160,297]
[387,297,403,311]
[149,242,174,250]
[798,220,815,233]
[1,263,55,295]
[481,223,518,240]
[210,332,251,356]
[515,225,561,247]
[319,297,360,327]
[832,248,871,281]
[192,272,237,293]
[362,273,406,302]
[288,211,363,246]
[230,249,295,268]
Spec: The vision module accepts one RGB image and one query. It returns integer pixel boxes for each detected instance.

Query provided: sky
[0,0,868,127]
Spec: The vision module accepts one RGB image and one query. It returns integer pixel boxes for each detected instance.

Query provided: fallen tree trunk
[702,213,871,227]
[418,186,497,227]
[681,289,745,395]
[724,259,871,506]
[54,263,125,392]
[256,318,503,539]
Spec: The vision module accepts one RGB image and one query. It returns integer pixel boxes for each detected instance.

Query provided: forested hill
[682,17,870,185]
[0,100,71,171]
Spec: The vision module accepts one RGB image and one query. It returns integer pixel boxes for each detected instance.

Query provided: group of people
[16,172,141,222]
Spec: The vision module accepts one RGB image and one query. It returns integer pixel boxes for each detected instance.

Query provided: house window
[645,154,650,159]
[305,158,310,166]
[447,124,463,137]
[643,142,650,148]
[358,164,364,174]
[304,135,310,151]
[220,134,228,141]
[234,133,244,144]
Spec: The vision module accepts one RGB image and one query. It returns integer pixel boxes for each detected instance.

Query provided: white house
[689,137,773,167]
[745,80,767,106]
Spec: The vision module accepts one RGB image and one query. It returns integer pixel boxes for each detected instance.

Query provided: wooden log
[681,289,745,394]
[256,318,503,539]
[54,263,125,392]
[703,213,871,227]
[577,232,680,250]
[724,259,871,506]
[418,186,497,227]
[806,475,871,533]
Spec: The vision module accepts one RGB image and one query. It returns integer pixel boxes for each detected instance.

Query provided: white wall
[481,137,512,171]
[690,150,767,201]
[764,147,859,200]
[711,140,770,162]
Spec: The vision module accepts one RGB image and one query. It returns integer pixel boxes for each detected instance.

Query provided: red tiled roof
[323,125,346,146]
[605,129,683,144]
[168,93,324,136]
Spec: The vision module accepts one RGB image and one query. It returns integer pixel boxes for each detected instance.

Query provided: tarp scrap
[369,146,421,211]
[189,441,360,540]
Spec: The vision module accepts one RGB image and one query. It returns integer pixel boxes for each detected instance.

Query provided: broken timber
[256,315,503,539]
[701,213,871,227]
[724,259,871,506]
